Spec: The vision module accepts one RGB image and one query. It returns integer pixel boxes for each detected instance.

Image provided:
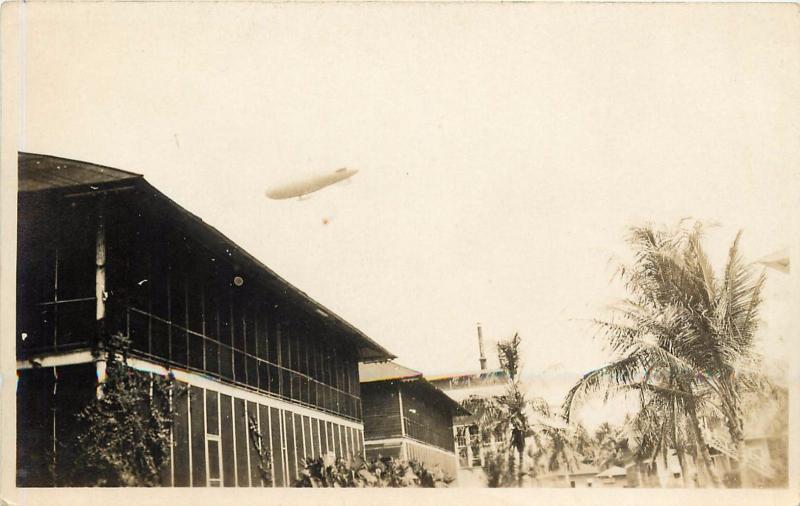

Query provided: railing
[702,428,774,478]
[403,417,454,452]
[18,298,97,357]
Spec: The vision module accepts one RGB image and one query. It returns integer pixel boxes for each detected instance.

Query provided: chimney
[477,322,487,371]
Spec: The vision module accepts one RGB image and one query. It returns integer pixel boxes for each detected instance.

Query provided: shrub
[73,333,181,486]
[482,448,517,488]
[294,454,453,488]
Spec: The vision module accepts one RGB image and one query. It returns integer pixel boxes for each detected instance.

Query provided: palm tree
[564,222,768,487]
[463,333,540,487]
[593,422,627,471]
[538,422,582,486]
[624,390,700,487]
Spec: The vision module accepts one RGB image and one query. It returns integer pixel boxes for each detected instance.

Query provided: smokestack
[477,322,487,371]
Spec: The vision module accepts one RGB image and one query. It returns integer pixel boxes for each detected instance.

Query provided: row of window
[173,383,364,487]
[454,425,487,468]
[403,417,455,453]
[108,209,363,404]
[124,307,362,420]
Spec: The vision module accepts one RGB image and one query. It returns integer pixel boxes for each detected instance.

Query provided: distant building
[422,322,509,485]
[536,462,600,488]
[425,323,512,486]
[698,386,789,487]
[16,153,395,487]
[359,361,468,480]
[427,368,509,470]
[624,387,788,488]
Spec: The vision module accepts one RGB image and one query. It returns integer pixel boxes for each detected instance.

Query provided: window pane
[234,351,246,384]
[206,390,219,435]
[208,440,221,480]
[247,356,258,389]
[219,345,233,381]
[205,339,219,375]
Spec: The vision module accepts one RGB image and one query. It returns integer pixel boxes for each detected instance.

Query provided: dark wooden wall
[361,381,455,453]
[16,193,98,356]
[360,382,402,441]
[16,363,365,488]
[17,188,364,421]
[400,382,455,452]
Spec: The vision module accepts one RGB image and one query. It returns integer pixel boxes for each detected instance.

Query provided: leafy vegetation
[248,414,273,486]
[463,333,581,487]
[294,454,453,488]
[564,222,774,487]
[74,333,181,486]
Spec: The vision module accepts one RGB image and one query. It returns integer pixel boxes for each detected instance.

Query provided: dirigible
[266,167,359,200]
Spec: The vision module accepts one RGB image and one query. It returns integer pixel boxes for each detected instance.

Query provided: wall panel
[189,386,207,487]
[293,413,305,468]
[233,398,249,486]
[220,394,236,487]
[285,411,297,483]
[172,388,191,487]
[246,401,262,486]
[258,404,271,487]
[269,407,285,487]
[301,416,312,462]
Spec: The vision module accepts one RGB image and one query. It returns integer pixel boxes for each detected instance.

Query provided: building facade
[16,153,395,487]
[427,368,509,486]
[359,362,466,481]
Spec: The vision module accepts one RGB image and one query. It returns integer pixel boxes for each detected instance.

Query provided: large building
[15,153,395,487]
[359,361,467,480]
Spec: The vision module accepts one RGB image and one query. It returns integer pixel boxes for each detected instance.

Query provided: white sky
[14,3,799,424]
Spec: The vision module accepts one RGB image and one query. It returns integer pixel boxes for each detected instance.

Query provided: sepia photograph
[0,2,798,505]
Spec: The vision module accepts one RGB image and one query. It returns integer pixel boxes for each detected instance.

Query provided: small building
[595,465,628,488]
[427,368,509,484]
[16,153,395,487]
[536,462,599,488]
[359,361,468,481]
[425,323,512,486]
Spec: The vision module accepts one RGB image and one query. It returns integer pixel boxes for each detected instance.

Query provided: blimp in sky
[266,167,359,200]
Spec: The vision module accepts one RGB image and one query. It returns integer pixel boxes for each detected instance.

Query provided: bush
[73,333,181,486]
[482,448,517,488]
[294,454,453,488]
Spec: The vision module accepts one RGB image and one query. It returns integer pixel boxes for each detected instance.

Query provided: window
[455,426,469,467]
[454,425,483,468]
[469,425,482,467]
[205,390,222,487]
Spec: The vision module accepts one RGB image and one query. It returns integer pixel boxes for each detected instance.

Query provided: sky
[12,3,799,424]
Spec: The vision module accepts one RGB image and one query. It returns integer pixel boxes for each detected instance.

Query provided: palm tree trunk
[723,413,744,487]
[517,446,524,487]
[718,386,744,487]
[675,445,689,487]
[683,392,721,488]
[508,446,516,487]
[671,404,689,487]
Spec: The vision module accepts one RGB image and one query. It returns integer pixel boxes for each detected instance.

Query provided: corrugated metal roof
[359,361,423,383]
[426,368,506,382]
[19,152,142,192]
[17,152,395,363]
[596,465,627,478]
